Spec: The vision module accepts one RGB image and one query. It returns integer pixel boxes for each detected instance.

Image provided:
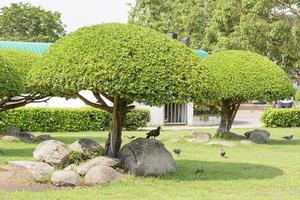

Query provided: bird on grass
[146,126,161,139]
[282,135,293,140]
[127,135,136,140]
[220,148,226,157]
[173,148,181,156]
[195,167,204,174]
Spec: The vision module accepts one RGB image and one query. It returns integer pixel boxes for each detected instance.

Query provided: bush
[0,107,150,132]
[261,108,300,127]
[0,121,6,132]
[295,89,300,101]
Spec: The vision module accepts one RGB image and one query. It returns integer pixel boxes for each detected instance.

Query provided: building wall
[27,91,194,126]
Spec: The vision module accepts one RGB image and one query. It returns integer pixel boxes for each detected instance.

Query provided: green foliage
[0,107,150,132]
[0,2,65,42]
[68,151,87,165]
[0,121,6,132]
[30,23,214,106]
[129,0,211,49]
[261,108,300,127]
[130,0,300,75]
[125,109,150,130]
[203,50,294,103]
[295,89,300,101]
[0,49,40,93]
[0,54,21,98]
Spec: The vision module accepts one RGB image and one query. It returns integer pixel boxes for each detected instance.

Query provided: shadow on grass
[268,139,300,145]
[0,148,35,158]
[158,160,283,181]
[53,136,107,145]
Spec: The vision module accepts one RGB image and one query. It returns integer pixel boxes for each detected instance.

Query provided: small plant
[68,151,88,165]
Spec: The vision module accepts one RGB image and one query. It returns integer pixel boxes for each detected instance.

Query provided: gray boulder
[69,138,103,158]
[51,170,80,187]
[33,140,69,166]
[76,156,120,176]
[246,130,270,143]
[118,138,176,176]
[83,166,123,186]
[8,161,54,181]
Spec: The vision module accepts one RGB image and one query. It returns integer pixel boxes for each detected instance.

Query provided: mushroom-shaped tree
[0,49,48,112]
[202,50,294,138]
[29,23,214,157]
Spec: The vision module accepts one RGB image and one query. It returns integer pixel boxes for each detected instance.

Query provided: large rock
[51,170,80,187]
[76,156,120,176]
[8,161,54,181]
[33,140,69,166]
[69,138,103,158]
[118,138,176,176]
[6,126,20,136]
[83,166,123,186]
[0,135,19,142]
[246,130,270,143]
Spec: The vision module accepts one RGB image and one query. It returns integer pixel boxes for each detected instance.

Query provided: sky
[0,0,136,32]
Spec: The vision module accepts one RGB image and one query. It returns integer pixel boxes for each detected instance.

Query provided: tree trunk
[103,96,127,158]
[216,100,240,138]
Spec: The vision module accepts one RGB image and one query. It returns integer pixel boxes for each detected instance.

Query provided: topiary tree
[202,50,294,138]
[29,23,214,157]
[0,49,49,112]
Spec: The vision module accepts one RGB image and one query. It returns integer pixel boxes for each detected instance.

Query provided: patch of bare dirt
[0,165,56,192]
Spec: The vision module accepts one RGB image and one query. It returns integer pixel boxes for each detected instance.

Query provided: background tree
[0,2,66,42]
[129,0,300,76]
[29,23,215,157]
[202,50,294,138]
[0,49,49,112]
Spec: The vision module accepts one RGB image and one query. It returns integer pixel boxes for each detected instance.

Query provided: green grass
[1,128,300,200]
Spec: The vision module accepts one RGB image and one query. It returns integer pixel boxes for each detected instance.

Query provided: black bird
[195,167,204,174]
[282,135,293,140]
[220,148,226,157]
[127,135,136,140]
[173,148,181,156]
[146,126,161,139]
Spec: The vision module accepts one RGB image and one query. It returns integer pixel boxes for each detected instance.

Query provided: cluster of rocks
[5,137,176,187]
[188,129,271,147]
[0,126,51,143]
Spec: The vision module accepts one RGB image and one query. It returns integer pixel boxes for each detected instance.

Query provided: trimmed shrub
[0,107,150,132]
[0,121,6,132]
[295,89,300,101]
[261,108,300,127]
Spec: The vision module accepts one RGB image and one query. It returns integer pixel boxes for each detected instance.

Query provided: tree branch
[92,90,108,107]
[76,93,113,113]
[99,92,114,102]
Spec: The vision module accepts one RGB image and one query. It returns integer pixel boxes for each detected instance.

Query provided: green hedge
[295,89,300,101]
[261,108,300,127]
[0,107,150,132]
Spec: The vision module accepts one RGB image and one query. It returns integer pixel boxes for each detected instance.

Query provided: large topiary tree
[29,23,214,157]
[202,50,294,138]
[0,49,49,112]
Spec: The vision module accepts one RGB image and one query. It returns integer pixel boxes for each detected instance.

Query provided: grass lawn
[0,128,300,200]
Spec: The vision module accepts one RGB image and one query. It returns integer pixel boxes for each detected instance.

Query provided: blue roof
[194,49,209,59]
[0,41,52,55]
